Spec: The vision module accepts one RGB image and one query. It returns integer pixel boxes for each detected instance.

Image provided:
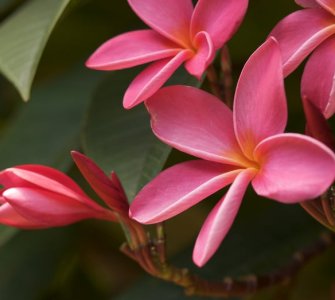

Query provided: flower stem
[206,64,222,99]
[220,45,233,108]
[321,190,335,226]
[121,217,335,298]
[156,222,167,266]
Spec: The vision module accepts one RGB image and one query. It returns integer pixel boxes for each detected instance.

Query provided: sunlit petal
[128,0,193,48]
[270,8,335,75]
[252,134,335,203]
[191,0,248,49]
[193,169,256,267]
[146,86,247,166]
[234,38,287,159]
[123,50,191,109]
[86,30,182,70]
[130,160,242,224]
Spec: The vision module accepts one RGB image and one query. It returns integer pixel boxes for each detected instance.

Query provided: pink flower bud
[0,164,115,229]
[71,151,129,215]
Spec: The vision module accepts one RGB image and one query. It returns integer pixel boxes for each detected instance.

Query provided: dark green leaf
[82,67,200,201]
[0,228,72,300]
[0,67,102,170]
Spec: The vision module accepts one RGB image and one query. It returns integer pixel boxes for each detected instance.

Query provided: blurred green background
[0,0,334,299]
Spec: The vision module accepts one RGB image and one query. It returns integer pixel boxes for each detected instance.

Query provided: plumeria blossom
[130,38,335,267]
[270,0,335,120]
[0,152,128,229]
[86,0,248,109]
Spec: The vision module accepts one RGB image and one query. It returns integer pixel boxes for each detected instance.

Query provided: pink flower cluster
[0,0,334,268]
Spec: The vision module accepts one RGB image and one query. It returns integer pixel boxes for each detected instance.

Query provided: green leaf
[0,228,72,300]
[0,225,17,248]
[0,67,102,171]
[82,68,200,201]
[116,199,327,300]
[0,0,71,100]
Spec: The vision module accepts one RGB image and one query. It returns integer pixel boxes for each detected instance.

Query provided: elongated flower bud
[71,151,129,215]
[0,164,115,229]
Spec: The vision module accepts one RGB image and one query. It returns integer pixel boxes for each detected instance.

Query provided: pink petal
[295,0,319,8]
[190,0,248,49]
[130,160,242,224]
[3,187,110,227]
[71,151,129,213]
[145,86,248,166]
[234,38,287,160]
[303,97,335,149]
[0,203,43,229]
[184,31,215,79]
[193,169,256,267]
[301,36,335,118]
[252,133,335,203]
[86,30,182,70]
[127,0,193,48]
[317,0,335,14]
[123,50,192,109]
[270,8,335,75]
[0,165,89,202]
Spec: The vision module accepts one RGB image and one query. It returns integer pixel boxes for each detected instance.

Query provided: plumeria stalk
[130,38,335,267]
[86,0,248,109]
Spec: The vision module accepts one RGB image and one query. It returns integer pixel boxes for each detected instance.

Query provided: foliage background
[0,0,334,299]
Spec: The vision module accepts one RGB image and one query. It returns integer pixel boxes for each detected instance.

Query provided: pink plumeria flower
[0,152,128,229]
[130,38,335,267]
[270,0,335,119]
[86,0,248,109]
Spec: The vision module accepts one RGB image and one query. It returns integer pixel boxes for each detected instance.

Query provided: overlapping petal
[317,0,335,14]
[295,0,319,8]
[270,8,335,75]
[146,85,247,166]
[3,188,109,226]
[234,38,287,160]
[303,97,335,149]
[123,50,191,109]
[193,169,256,267]
[86,30,182,70]
[128,0,193,48]
[191,0,248,49]
[0,165,88,202]
[130,160,242,224]
[252,134,335,203]
[71,151,129,213]
[301,36,335,118]
[0,203,42,229]
[184,31,215,79]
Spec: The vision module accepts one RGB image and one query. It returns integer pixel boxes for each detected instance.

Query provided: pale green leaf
[0,0,71,100]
